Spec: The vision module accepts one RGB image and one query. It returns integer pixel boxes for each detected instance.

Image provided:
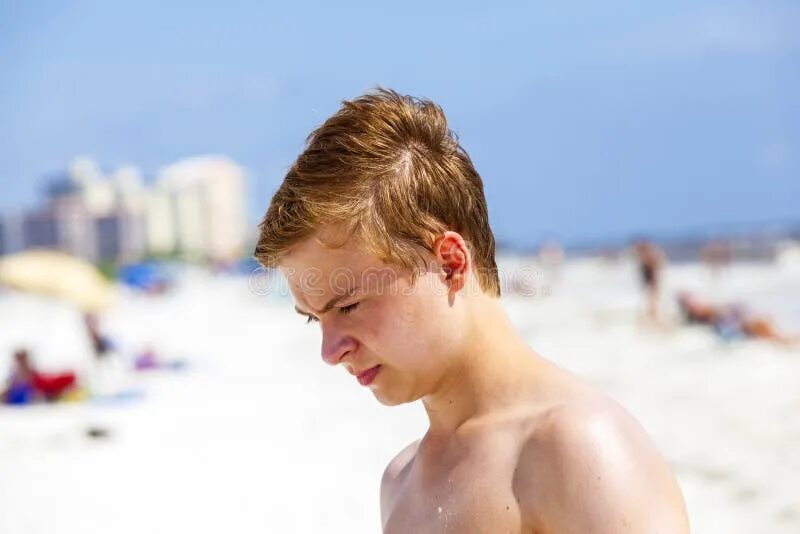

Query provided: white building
[157,155,247,263]
[143,188,177,257]
[61,158,146,262]
[17,155,248,264]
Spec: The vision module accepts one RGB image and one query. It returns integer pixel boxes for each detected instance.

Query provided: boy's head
[255,88,500,405]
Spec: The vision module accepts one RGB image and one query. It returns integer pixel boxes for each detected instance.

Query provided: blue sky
[1,0,798,247]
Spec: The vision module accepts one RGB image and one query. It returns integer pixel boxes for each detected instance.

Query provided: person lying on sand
[255,88,690,533]
[2,349,79,404]
[677,292,799,346]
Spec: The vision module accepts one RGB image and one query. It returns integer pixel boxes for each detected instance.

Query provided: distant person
[83,313,126,397]
[2,349,78,404]
[634,240,666,323]
[84,313,114,359]
[537,239,565,268]
[255,89,689,532]
[700,240,733,278]
[3,349,35,404]
[536,239,565,294]
[677,292,799,347]
[133,346,187,372]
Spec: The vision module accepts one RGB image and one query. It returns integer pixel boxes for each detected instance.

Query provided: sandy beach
[1,252,799,533]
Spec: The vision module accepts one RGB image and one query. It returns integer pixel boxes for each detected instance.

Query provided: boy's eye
[302,302,359,325]
[338,302,360,315]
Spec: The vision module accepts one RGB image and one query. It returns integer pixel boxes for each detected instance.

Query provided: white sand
[1,253,799,533]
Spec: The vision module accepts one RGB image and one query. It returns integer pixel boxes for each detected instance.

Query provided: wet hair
[255,88,500,296]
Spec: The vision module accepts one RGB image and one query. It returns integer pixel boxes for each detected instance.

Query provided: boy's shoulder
[379,386,688,532]
[380,439,419,524]
[381,438,419,483]
[515,394,689,532]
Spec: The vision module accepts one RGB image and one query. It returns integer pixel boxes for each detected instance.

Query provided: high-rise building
[157,155,247,263]
[23,209,60,250]
[143,187,177,257]
[11,155,248,263]
[0,214,22,255]
[110,166,147,262]
[0,217,6,255]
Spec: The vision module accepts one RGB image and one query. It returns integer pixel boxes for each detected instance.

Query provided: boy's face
[280,229,466,406]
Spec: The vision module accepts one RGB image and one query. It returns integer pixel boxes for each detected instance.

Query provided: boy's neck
[421,294,542,437]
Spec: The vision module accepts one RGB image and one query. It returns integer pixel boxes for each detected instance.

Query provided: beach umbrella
[0,249,116,311]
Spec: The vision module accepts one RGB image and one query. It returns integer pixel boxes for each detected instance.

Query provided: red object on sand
[31,371,77,398]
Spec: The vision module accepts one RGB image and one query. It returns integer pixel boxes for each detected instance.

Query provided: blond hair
[255,88,500,296]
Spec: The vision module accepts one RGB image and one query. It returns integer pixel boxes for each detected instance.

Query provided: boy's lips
[355,365,381,386]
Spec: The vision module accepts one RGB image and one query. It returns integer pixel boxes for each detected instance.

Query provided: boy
[255,89,689,532]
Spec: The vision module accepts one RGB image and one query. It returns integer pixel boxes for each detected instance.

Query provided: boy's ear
[433,231,470,293]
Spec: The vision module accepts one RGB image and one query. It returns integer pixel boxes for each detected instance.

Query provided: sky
[1,0,798,247]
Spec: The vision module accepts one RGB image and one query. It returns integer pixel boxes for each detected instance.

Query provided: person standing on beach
[255,89,690,533]
[634,240,666,323]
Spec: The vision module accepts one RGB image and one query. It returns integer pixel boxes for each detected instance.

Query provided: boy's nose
[321,329,357,366]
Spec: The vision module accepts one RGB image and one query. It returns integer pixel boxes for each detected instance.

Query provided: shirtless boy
[255,89,690,533]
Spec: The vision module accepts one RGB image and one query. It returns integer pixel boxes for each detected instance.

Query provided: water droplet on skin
[438,506,442,514]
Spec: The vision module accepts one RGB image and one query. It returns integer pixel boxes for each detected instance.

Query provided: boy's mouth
[356,365,381,386]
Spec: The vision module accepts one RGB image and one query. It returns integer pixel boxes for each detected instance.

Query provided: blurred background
[0,1,798,533]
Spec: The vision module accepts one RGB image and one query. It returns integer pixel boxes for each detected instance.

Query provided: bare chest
[383,445,533,534]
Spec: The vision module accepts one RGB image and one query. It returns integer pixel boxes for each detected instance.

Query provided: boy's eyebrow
[294,306,313,317]
[295,286,361,316]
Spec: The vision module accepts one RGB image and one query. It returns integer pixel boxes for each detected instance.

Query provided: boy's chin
[372,388,416,407]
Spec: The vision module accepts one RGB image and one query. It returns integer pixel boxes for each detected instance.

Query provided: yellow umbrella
[0,249,116,311]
